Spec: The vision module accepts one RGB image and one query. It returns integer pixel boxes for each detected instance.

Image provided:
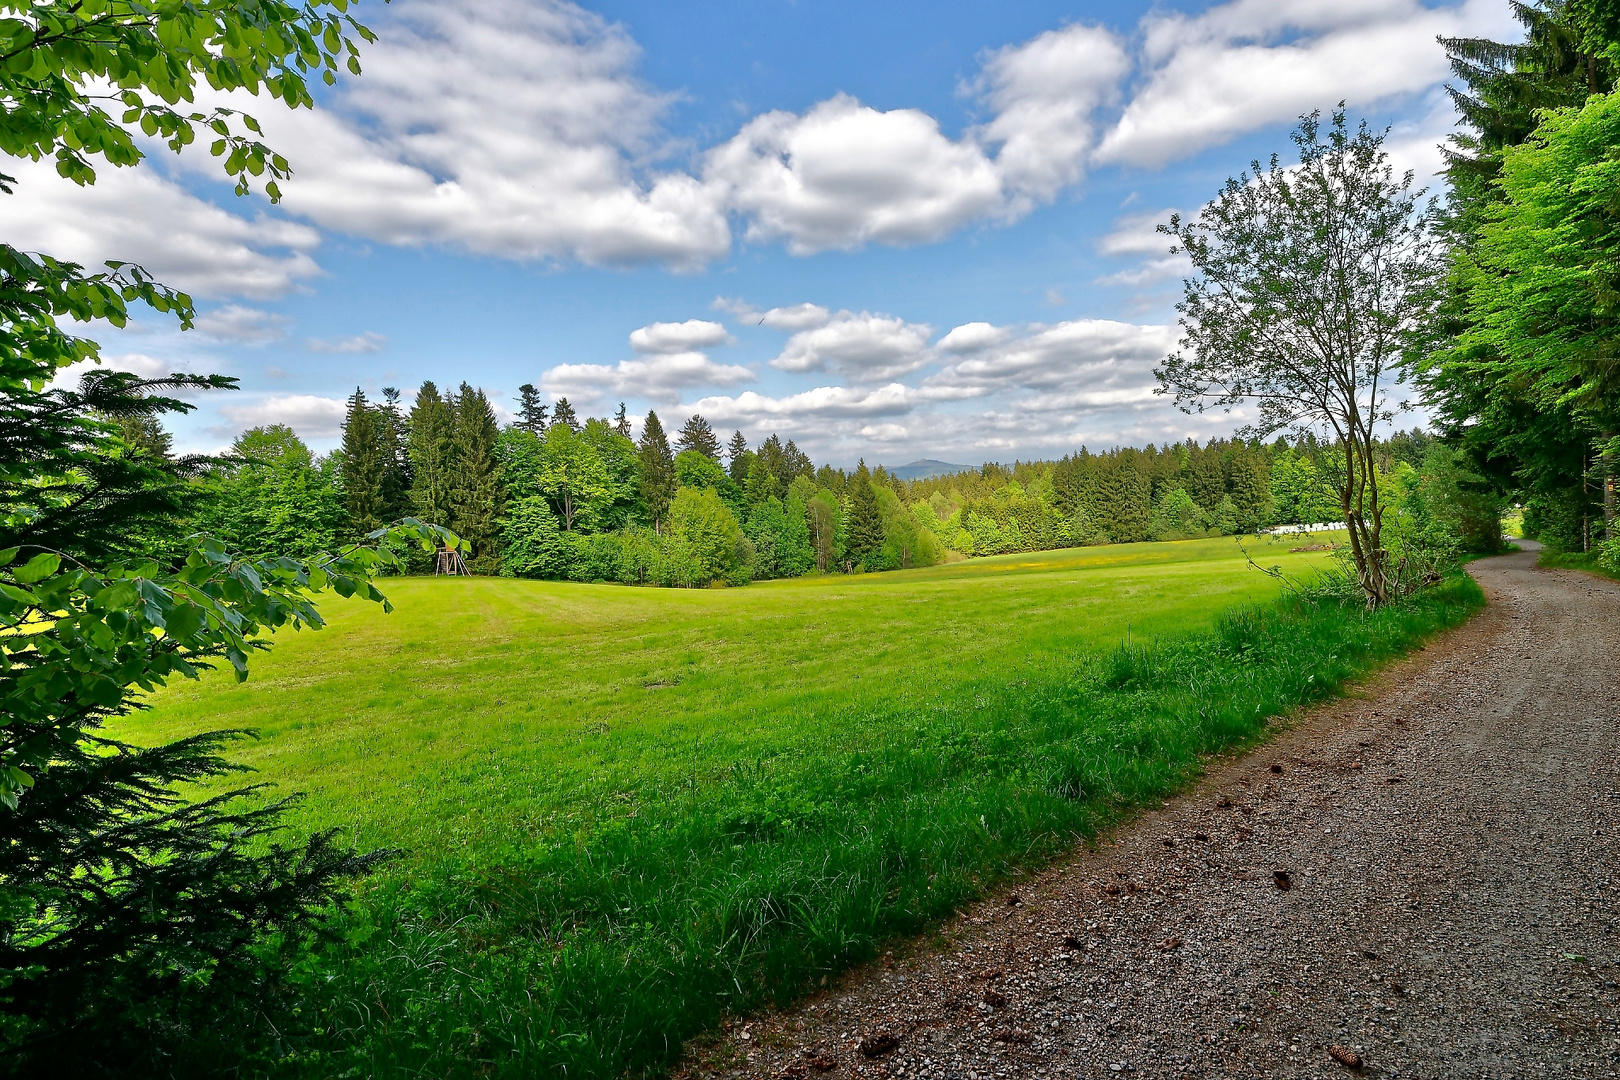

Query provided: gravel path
[679,546,1620,1080]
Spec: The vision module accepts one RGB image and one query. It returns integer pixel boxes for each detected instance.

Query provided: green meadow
[116,535,1482,1078]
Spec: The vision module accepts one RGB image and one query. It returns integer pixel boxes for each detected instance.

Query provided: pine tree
[339,387,386,538]
[406,381,457,530]
[676,413,722,459]
[551,397,580,432]
[449,383,504,571]
[516,383,549,433]
[845,461,886,568]
[726,430,749,482]
[614,402,633,438]
[637,410,677,531]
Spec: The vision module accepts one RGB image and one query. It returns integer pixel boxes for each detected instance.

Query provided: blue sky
[13,0,1517,465]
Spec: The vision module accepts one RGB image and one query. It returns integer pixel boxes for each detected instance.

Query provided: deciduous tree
[1158,110,1444,604]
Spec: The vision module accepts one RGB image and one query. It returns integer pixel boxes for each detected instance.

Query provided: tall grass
[268,574,1481,1078]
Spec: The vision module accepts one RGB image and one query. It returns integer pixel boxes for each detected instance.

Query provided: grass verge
[1538,548,1620,583]
[266,573,1482,1079]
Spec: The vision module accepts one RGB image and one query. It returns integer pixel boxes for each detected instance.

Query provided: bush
[501,497,577,579]
[669,488,751,585]
[1149,487,1208,540]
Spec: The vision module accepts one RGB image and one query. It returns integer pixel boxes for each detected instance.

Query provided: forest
[192,388,1492,588]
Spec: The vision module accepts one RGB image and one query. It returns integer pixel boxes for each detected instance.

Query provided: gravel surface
[677,547,1620,1079]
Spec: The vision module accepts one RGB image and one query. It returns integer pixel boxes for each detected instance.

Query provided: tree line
[190,390,1482,588]
[1425,1,1620,566]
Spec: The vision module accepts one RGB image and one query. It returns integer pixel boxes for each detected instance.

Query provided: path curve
[682,546,1620,1079]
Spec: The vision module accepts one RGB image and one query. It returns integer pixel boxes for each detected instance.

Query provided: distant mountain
[882,458,973,481]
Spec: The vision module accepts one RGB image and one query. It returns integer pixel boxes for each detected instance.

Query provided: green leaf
[13,553,60,584]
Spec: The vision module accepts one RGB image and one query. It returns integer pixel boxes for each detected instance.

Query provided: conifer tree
[450,384,504,571]
[407,382,457,530]
[378,386,412,521]
[339,387,386,538]
[614,402,633,438]
[551,397,580,432]
[638,410,677,531]
[677,413,722,459]
[516,383,549,433]
[845,461,886,568]
[727,430,750,482]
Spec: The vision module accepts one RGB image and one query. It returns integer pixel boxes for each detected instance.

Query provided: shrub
[501,497,576,579]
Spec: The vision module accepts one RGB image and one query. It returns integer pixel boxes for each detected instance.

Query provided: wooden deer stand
[433,545,470,576]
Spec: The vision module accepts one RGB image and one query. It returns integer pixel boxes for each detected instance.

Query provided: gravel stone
[677,547,1620,1079]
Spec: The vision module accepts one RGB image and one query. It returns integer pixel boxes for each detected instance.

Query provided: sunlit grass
[112,533,1481,1079]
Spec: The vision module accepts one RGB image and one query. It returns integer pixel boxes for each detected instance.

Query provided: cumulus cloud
[930,318,1176,395]
[971,23,1130,206]
[771,311,934,381]
[936,321,1009,354]
[243,0,730,268]
[218,394,348,439]
[541,351,753,405]
[1096,0,1518,168]
[195,305,291,344]
[307,331,387,354]
[1093,211,1191,286]
[706,94,1004,254]
[629,319,732,353]
[690,383,918,423]
[759,303,832,330]
[0,157,322,299]
[714,298,834,330]
[48,351,191,393]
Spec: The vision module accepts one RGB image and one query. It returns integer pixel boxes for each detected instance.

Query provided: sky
[12,0,1520,466]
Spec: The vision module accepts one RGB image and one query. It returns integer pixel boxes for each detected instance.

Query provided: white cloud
[1096,0,1519,168]
[706,94,1004,254]
[48,351,188,392]
[629,319,732,353]
[541,351,753,404]
[972,23,1130,206]
[936,322,1009,354]
[690,383,918,423]
[1094,257,1192,287]
[931,318,1176,395]
[1097,209,1178,256]
[760,303,832,331]
[771,311,934,381]
[195,305,290,344]
[218,394,348,439]
[251,0,731,268]
[1093,209,1193,286]
[307,331,387,354]
[0,156,322,299]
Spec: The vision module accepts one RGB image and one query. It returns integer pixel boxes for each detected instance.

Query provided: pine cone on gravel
[857,1032,899,1057]
[1328,1044,1364,1068]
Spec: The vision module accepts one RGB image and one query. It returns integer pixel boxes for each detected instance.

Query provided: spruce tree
[727,430,750,482]
[676,413,722,459]
[339,387,386,538]
[637,410,677,531]
[0,2,419,1068]
[614,402,633,438]
[551,397,580,432]
[845,461,886,568]
[517,383,549,433]
[450,383,504,571]
[407,381,457,531]
[378,387,412,521]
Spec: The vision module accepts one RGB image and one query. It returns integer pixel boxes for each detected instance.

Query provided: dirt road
[684,547,1620,1079]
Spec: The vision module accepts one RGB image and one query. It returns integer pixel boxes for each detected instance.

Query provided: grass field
[115,535,1483,1078]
